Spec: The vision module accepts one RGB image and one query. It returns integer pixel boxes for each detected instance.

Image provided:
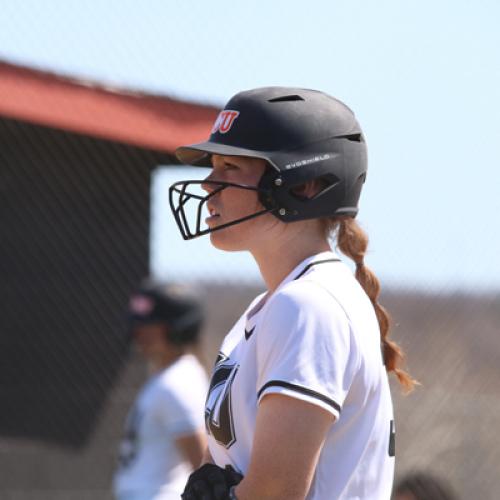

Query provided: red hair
[326,216,417,392]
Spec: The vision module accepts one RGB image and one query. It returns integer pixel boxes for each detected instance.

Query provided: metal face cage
[168,180,276,240]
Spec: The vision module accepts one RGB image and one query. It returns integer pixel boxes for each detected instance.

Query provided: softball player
[169,87,416,499]
[113,283,208,500]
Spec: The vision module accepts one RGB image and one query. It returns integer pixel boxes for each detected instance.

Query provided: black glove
[181,463,243,500]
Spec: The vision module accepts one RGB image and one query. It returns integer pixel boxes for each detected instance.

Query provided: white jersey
[114,354,208,500]
[205,251,395,500]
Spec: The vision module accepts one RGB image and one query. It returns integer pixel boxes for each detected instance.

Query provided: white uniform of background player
[113,284,208,500]
[205,252,395,500]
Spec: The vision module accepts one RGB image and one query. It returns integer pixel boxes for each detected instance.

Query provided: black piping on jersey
[293,258,340,280]
[257,380,341,414]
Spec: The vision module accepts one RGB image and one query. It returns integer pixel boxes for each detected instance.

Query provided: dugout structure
[0,61,217,495]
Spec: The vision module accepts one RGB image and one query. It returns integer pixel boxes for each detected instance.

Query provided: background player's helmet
[128,283,203,345]
[169,86,367,240]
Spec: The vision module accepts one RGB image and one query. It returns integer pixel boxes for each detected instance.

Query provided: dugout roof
[0,59,219,152]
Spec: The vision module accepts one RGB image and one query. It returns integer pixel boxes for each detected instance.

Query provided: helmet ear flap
[314,174,341,196]
[289,174,340,201]
[257,163,345,222]
[257,165,281,211]
[167,303,204,346]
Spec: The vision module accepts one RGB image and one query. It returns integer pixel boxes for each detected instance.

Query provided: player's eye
[223,162,238,171]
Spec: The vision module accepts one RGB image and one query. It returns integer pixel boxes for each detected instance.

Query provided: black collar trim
[293,258,340,281]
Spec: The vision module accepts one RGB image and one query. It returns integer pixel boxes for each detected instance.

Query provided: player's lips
[206,204,221,225]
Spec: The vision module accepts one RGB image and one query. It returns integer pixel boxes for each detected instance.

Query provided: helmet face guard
[170,87,368,240]
[168,180,277,240]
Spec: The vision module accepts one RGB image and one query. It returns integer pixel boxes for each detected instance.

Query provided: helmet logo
[211,110,240,134]
[130,295,155,316]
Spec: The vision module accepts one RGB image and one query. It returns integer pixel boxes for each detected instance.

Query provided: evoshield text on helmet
[169,87,367,240]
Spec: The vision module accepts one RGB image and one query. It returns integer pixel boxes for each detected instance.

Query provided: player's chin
[209,225,247,252]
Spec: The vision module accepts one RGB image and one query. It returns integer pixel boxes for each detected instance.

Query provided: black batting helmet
[169,86,367,240]
[128,284,203,345]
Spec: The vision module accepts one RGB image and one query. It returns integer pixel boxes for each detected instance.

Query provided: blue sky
[1,0,499,291]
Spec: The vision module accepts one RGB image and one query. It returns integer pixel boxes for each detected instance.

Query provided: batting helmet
[128,284,203,345]
[169,86,367,240]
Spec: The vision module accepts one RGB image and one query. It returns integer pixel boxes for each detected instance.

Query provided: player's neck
[147,349,184,374]
[250,225,330,293]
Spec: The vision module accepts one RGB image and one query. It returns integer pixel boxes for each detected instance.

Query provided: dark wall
[0,117,172,448]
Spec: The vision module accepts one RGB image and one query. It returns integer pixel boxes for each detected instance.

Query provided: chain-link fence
[1,2,500,499]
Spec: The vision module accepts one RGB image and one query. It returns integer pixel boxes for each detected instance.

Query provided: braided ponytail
[327,216,417,392]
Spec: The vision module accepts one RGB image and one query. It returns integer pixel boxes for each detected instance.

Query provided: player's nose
[201,172,219,194]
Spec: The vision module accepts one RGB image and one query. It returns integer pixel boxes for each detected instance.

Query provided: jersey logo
[205,354,239,448]
[211,110,240,134]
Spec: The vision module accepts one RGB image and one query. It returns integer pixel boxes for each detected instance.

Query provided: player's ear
[291,179,326,200]
[161,325,172,344]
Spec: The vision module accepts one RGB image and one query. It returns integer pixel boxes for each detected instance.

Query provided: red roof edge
[0,59,220,153]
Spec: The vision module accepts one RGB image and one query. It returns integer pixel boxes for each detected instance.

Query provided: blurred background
[0,1,498,499]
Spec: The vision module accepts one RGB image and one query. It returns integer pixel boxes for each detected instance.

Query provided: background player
[392,472,459,500]
[113,282,208,500]
[170,87,417,500]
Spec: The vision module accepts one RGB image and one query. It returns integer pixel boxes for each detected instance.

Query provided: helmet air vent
[268,94,305,103]
[338,134,362,142]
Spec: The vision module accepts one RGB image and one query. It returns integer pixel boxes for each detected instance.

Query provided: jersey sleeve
[255,282,358,420]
